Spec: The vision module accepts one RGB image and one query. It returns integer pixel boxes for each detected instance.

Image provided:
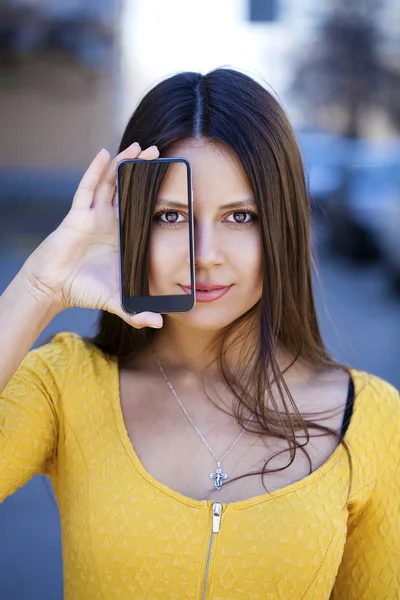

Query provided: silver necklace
[155,353,255,490]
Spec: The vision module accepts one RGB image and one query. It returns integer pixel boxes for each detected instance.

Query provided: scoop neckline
[110,358,366,512]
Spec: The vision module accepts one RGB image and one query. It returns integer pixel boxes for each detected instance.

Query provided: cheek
[227,231,262,283]
[237,240,262,302]
[149,228,191,283]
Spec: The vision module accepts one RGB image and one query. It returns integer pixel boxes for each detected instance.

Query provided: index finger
[92,142,143,208]
[95,144,161,208]
[72,149,110,209]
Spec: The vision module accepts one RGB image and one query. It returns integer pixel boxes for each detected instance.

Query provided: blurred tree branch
[291,0,400,137]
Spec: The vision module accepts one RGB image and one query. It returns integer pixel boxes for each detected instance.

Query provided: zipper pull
[212,502,222,533]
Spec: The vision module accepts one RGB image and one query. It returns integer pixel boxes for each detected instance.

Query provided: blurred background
[0,0,399,597]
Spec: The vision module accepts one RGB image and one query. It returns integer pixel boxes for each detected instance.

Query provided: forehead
[157,161,188,198]
[162,138,253,201]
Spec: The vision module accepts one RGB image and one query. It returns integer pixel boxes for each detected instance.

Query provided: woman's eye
[225,211,257,224]
[155,211,187,224]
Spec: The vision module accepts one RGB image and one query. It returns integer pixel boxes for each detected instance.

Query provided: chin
[168,305,244,332]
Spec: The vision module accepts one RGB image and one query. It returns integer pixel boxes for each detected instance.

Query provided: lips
[180,284,232,302]
[197,283,228,290]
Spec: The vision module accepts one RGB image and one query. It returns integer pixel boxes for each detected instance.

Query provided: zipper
[201,502,222,600]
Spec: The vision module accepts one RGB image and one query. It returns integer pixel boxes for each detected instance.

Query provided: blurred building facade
[2,0,399,174]
[0,0,119,173]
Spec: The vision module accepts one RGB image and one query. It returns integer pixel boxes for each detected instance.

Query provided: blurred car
[297,131,400,294]
[296,130,348,215]
[369,177,400,294]
[327,138,400,286]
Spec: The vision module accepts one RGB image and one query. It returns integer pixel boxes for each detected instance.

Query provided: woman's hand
[23,143,163,329]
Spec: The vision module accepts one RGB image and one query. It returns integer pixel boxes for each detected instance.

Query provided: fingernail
[130,142,140,149]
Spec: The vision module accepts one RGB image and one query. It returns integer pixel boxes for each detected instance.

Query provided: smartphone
[116,157,195,314]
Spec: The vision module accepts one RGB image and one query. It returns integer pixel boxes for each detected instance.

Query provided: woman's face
[149,138,262,331]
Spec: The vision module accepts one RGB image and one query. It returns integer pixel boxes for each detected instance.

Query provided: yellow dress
[1,332,399,599]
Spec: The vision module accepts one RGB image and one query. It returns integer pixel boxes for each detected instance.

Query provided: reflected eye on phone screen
[154,210,188,227]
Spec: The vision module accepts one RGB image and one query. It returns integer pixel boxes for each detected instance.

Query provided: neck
[153,318,222,371]
[151,317,306,383]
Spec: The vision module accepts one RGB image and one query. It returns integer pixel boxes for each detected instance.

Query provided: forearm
[0,266,61,394]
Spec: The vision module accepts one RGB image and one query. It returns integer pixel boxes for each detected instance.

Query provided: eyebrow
[218,200,257,210]
[154,200,188,209]
[155,199,257,210]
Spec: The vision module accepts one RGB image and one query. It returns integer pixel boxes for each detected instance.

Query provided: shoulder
[350,368,399,422]
[25,331,114,386]
[347,368,400,468]
[343,369,400,509]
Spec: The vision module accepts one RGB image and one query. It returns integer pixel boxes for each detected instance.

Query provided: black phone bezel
[116,157,195,315]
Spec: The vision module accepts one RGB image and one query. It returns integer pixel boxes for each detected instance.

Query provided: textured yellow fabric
[1,332,399,599]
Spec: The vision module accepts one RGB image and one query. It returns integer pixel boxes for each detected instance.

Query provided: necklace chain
[154,351,255,489]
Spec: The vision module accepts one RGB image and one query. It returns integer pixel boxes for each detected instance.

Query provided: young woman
[1,68,399,599]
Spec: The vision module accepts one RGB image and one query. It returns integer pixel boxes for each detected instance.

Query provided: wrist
[18,263,64,318]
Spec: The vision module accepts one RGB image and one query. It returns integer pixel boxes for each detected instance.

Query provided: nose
[194,220,223,270]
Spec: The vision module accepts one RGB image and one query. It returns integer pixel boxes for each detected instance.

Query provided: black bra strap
[340,374,355,439]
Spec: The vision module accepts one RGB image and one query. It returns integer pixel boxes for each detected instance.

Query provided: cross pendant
[209,462,228,490]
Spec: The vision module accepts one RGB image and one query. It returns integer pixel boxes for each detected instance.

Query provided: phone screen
[117,158,195,314]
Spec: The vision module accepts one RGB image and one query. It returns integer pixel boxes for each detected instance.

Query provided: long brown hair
[89,68,355,498]
[119,160,170,296]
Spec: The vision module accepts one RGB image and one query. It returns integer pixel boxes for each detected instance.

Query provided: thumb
[106,296,163,330]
